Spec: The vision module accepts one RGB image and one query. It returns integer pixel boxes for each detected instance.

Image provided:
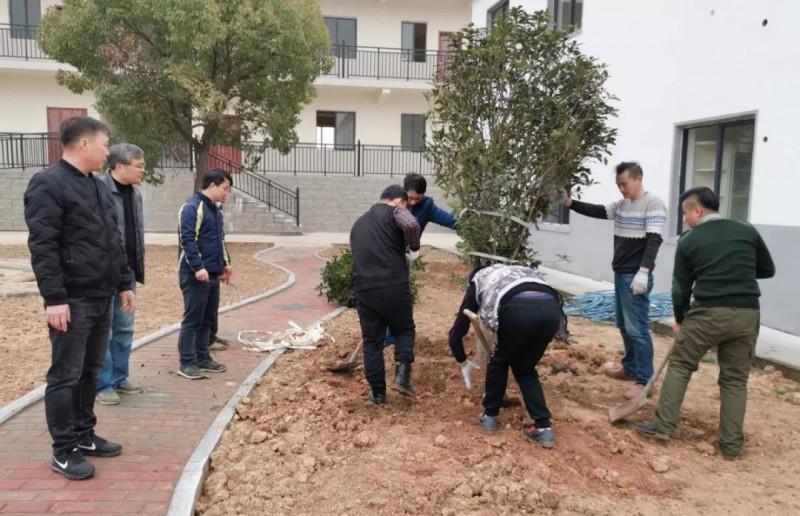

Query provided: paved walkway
[0,247,335,515]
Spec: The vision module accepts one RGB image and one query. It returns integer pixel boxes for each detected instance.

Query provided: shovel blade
[608,395,649,423]
[326,361,358,373]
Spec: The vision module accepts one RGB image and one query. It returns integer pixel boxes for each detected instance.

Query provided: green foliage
[317,249,425,308]
[428,8,617,265]
[317,249,356,308]
[39,0,331,187]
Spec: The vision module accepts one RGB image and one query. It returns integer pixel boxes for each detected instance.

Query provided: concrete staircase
[224,189,302,235]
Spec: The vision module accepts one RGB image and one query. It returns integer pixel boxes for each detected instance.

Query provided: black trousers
[178,271,219,366]
[483,296,561,428]
[45,296,113,454]
[355,284,415,396]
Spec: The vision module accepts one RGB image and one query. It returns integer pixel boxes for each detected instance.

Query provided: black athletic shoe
[178,364,207,380]
[78,434,122,457]
[51,448,94,480]
[368,391,387,405]
[198,359,226,373]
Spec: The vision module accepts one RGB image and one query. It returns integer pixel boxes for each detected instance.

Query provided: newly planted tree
[39,0,330,188]
[428,8,616,265]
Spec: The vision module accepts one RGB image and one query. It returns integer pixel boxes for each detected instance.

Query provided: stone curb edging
[166,306,348,516]
[0,246,296,427]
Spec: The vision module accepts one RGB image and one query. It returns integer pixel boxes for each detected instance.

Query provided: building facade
[473,0,800,347]
[0,0,470,150]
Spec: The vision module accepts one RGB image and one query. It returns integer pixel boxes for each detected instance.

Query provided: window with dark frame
[401,114,426,150]
[548,0,583,31]
[677,118,755,232]
[542,202,570,225]
[487,0,510,27]
[316,111,356,149]
[9,0,41,39]
[401,22,427,63]
[324,17,357,59]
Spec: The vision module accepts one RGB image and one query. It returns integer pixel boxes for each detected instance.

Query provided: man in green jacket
[635,187,775,460]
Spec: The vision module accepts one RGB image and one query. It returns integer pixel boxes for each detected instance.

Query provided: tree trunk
[194,145,209,192]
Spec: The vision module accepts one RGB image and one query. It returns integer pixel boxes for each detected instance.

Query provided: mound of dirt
[199,250,800,515]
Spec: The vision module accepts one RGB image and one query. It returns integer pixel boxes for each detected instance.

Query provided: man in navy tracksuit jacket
[382,173,459,347]
[404,173,457,232]
[176,169,233,380]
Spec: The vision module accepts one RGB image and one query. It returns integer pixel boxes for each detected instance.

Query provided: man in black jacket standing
[350,185,421,404]
[24,117,135,481]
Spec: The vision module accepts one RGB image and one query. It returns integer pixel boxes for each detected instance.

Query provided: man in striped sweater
[562,162,667,400]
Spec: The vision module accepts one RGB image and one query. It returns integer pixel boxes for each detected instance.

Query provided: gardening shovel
[463,309,494,364]
[326,340,362,373]
[608,339,676,423]
[463,309,520,406]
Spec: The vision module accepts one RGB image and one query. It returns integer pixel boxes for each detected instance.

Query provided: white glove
[406,249,420,265]
[459,360,481,389]
[630,269,650,295]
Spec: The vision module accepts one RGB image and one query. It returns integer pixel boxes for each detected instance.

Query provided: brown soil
[0,243,286,405]
[199,249,800,515]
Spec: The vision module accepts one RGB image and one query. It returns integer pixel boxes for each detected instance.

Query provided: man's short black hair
[380,184,408,201]
[680,186,719,211]
[203,168,233,189]
[615,161,643,179]
[403,173,427,195]
[60,116,110,147]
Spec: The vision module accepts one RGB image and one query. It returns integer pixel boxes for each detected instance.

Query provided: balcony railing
[0,25,457,83]
[0,24,50,60]
[325,44,454,82]
[242,141,433,176]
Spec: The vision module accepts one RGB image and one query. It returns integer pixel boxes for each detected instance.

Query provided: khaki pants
[654,306,759,457]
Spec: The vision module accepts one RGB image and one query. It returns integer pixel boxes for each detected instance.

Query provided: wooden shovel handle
[463,309,493,356]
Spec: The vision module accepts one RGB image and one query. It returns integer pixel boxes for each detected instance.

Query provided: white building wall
[473,0,799,227]
[0,70,97,132]
[469,0,800,339]
[298,85,432,145]
[321,0,471,51]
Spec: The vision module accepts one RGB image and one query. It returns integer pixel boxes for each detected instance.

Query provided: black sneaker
[51,447,94,480]
[178,364,207,380]
[198,359,226,373]
[78,434,122,457]
[368,391,387,405]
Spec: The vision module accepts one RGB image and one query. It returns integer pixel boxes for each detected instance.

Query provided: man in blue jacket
[177,169,233,380]
[404,173,457,232]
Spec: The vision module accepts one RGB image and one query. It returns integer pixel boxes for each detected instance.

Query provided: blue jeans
[97,290,136,392]
[614,272,654,385]
[177,270,219,366]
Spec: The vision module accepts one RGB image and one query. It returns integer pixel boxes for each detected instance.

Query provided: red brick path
[0,247,335,515]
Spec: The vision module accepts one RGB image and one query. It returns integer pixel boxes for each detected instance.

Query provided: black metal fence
[0,133,197,171]
[325,44,453,82]
[0,24,50,60]
[242,142,434,177]
[0,133,435,177]
[208,151,300,226]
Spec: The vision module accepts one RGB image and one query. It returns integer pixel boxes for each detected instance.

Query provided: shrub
[317,248,425,307]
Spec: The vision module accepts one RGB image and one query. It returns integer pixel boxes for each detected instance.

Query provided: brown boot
[605,367,634,381]
[624,383,645,400]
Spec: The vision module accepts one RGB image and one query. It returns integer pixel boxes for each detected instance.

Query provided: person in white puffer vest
[448,263,567,448]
